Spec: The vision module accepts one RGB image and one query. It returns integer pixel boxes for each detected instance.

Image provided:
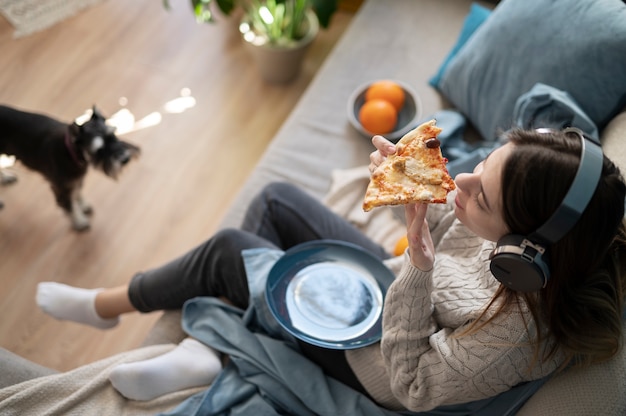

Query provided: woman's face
[453,143,512,242]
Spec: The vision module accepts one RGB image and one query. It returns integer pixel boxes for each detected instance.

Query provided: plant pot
[240,9,319,84]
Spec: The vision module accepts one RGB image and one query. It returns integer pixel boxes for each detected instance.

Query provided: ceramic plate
[266,240,395,349]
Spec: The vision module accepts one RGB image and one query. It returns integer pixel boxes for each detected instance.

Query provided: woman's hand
[405,203,435,271]
[369,135,435,270]
[369,135,396,174]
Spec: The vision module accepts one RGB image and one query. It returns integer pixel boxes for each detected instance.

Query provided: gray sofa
[3,0,626,414]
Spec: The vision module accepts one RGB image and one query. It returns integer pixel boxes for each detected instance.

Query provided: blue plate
[266,240,395,350]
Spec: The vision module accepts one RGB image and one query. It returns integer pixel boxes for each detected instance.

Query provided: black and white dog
[0,104,140,231]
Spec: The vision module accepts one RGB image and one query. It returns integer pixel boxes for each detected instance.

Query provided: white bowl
[347,79,422,142]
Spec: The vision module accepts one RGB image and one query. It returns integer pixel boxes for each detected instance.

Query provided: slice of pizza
[362,119,456,212]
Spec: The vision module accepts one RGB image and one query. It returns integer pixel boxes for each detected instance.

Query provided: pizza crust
[362,119,456,212]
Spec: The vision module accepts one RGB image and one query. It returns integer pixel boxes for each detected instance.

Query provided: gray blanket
[0,344,203,416]
[159,248,546,416]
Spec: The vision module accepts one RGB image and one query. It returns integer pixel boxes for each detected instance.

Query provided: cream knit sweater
[344,200,564,412]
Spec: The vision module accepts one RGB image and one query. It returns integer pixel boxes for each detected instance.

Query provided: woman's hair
[493,128,626,368]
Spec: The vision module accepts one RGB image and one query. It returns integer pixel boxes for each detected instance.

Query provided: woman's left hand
[405,203,435,271]
[369,135,396,174]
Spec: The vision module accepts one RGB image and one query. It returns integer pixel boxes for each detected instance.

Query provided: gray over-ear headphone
[489,127,604,292]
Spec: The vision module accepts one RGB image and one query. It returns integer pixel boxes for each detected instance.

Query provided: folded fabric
[417,109,501,177]
[424,83,601,178]
[323,165,407,256]
[161,248,396,416]
[446,147,495,179]
[0,344,200,416]
[513,83,600,140]
[160,247,549,416]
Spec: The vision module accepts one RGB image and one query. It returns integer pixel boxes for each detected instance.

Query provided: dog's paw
[0,170,17,185]
[82,204,93,216]
[72,222,91,232]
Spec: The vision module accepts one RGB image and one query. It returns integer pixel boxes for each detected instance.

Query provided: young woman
[36,128,626,412]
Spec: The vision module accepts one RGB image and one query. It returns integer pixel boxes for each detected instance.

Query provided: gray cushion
[437,0,626,141]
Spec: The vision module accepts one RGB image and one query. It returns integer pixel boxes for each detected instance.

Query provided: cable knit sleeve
[381,247,560,411]
[381,258,438,408]
[380,251,562,412]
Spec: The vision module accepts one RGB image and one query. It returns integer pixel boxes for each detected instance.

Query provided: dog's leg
[77,193,93,215]
[69,187,91,231]
[52,182,90,231]
[0,168,18,185]
[0,168,16,211]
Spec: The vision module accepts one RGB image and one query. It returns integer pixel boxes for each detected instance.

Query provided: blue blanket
[158,248,547,416]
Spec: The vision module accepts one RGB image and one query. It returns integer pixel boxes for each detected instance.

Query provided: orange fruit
[365,80,406,112]
[358,99,398,135]
[394,235,409,256]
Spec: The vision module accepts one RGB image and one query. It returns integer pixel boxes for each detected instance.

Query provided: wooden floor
[0,0,352,372]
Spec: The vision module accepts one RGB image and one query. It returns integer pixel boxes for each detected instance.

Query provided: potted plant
[164,0,339,83]
[164,0,339,29]
[240,0,321,83]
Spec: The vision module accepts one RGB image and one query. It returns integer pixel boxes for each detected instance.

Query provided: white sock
[109,338,222,401]
[36,282,119,329]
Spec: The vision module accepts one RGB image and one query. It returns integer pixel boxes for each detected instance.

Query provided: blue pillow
[429,3,492,88]
[435,0,626,141]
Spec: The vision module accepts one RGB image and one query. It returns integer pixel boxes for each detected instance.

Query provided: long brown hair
[468,128,626,368]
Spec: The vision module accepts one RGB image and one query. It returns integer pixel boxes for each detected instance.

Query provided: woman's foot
[109,338,222,401]
[36,282,120,329]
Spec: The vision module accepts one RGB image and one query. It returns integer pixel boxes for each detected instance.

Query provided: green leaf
[216,0,236,15]
[310,0,337,28]
[191,0,214,23]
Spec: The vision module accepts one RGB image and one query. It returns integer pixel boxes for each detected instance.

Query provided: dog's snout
[119,152,131,165]
[113,147,133,165]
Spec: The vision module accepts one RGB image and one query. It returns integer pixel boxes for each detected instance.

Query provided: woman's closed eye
[473,192,487,211]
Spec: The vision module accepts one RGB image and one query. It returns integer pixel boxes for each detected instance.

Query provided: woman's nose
[454,172,470,191]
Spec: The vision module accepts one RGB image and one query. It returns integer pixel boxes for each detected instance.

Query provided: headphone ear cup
[489,234,550,292]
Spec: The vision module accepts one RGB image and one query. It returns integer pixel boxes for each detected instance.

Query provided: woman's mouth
[455,195,464,210]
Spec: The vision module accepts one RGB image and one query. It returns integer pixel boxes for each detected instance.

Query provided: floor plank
[0,0,352,371]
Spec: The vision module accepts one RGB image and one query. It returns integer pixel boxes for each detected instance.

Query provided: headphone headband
[489,127,604,292]
[530,127,603,245]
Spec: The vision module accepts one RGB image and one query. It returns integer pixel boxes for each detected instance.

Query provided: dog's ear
[90,105,117,135]
[91,105,105,122]
[69,122,82,137]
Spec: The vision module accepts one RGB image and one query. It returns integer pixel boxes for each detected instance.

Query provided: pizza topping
[425,138,440,148]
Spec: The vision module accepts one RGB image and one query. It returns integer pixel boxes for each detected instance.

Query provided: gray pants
[127,181,389,397]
